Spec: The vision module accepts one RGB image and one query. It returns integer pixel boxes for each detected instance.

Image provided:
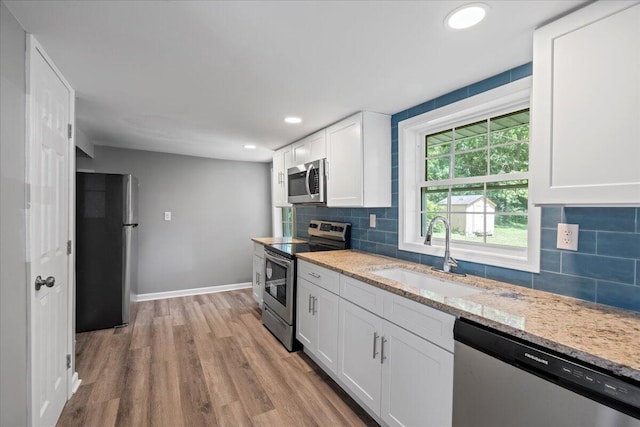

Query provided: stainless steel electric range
[262,220,351,351]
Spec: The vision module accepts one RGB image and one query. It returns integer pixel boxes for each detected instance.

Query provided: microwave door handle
[305,164,316,199]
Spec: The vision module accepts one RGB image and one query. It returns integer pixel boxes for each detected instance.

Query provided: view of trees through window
[421,109,530,248]
[282,207,294,238]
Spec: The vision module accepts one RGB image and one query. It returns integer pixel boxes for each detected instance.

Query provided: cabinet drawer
[383,292,455,352]
[298,260,339,294]
[340,275,385,317]
[253,242,265,258]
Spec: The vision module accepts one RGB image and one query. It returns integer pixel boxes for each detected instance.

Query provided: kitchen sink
[371,268,483,298]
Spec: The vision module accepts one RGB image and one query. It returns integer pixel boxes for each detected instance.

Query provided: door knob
[35,275,55,291]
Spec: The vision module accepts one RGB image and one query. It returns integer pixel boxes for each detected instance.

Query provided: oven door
[287,160,325,204]
[263,250,295,324]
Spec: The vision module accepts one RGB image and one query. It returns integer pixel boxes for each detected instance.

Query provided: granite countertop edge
[251,237,308,245]
[296,250,640,383]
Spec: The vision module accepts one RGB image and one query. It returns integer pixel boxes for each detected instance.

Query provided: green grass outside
[430,223,528,247]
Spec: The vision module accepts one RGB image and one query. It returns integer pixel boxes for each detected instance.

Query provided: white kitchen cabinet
[272,145,293,207]
[296,278,340,373]
[252,243,265,307]
[296,261,340,374]
[326,112,391,207]
[338,298,384,415]
[314,284,340,373]
[296,278,316,348]
[380,320,453,427]
[531,2,640,205]
[327,271,455,425]
[292,129,326,165]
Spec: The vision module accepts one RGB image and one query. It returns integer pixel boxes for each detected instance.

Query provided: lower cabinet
[296,277,340,373]
[337,299,384,412]
[252,244,265,307]
[296,261,454,426]
[381,321,453,427]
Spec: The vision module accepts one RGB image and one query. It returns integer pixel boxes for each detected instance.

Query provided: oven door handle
[264,251,293,269]
[305,164,316,199]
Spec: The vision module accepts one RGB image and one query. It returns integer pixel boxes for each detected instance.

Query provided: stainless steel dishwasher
[453,318,640,427]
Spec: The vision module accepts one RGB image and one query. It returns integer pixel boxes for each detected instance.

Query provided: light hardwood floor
[58,289,377,427]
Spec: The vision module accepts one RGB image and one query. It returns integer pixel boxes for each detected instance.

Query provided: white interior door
[27,36,74,427]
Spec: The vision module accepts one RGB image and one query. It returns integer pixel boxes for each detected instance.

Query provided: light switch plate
[557,223,579,250]
[164,211,172,221]
[370,214,376,228]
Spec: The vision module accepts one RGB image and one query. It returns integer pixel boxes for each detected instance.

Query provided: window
[281,207,294,238]
[399,78,540,272]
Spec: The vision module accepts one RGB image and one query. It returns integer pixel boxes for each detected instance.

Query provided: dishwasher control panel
[513,345,640,410]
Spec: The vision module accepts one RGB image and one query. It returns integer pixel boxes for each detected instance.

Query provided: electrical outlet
[164,211,172,221]
[556,223,579,251]
[370,214,376,228]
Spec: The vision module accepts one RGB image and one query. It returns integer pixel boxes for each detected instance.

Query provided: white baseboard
[132,282,252,302]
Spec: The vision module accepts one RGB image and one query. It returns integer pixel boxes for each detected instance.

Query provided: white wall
[0,2,28,425]
[76,145,272,295]
[75,127,94,158]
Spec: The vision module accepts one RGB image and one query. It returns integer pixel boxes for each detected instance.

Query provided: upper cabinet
[530,2,640,205]
[292,129,326,166]
[326,112,391,207]
[272,145,293,207]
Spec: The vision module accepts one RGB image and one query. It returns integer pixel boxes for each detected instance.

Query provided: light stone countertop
[296,250,640,382]
[251,237,308,245]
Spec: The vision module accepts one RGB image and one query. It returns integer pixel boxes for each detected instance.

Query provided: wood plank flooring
[58,289,377,427]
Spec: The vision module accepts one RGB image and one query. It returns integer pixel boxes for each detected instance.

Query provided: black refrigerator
[76,172,139,332]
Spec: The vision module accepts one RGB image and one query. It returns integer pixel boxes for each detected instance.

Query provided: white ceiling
[5,0,587,162]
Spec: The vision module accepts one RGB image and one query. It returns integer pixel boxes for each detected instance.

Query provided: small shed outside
[437,195,496,236]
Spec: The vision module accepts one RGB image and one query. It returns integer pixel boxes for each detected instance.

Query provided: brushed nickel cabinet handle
[372,332,379,359]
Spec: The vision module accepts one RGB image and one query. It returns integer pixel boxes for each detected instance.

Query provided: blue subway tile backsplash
[295,62,640,313]
[597,232,640,259]
[561,253,636,285]
[533,272,597,301]
[596,281,640,312]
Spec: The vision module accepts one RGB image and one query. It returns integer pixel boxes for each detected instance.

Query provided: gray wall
[77,146,272,295]
[75,127,94,158]
[0,2,29,425]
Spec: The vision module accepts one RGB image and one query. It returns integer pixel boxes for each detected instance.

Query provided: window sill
[399,238,540,273]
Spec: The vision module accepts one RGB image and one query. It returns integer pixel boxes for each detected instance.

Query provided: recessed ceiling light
[244,144,256,149]
[284,117,302,124]
[445,3,488,30]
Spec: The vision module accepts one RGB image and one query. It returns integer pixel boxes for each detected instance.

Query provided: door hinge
[66,354,71,369]
[67,240,72,255]
[67,123,73,139]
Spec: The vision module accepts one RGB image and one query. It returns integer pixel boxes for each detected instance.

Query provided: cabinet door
[296,278,316,348]
[272,151,286,207]
[252,254,264,306]
[326,113,363,207]
[531,2,640,205]
[380,321,453,427]
[314,285,339,374]
[338,298,383,416]
[292,141,309,166]
[309,129,326,161]
[272,147,293,208]
[293,130,327,165]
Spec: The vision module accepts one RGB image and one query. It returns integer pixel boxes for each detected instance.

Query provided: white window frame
[398,77,540,272]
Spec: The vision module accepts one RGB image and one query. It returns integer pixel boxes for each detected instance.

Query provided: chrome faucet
[424,216,465,276]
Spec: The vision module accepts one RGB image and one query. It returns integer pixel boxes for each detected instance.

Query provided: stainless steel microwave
[287,159,326,204]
